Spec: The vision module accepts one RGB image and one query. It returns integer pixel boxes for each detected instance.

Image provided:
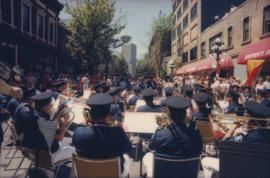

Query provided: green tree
[135,58,155,78]
[110,55,129,76]
[148,11,172,76]
[65,0,126,74]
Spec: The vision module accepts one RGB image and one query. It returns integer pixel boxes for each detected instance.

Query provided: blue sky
[59,0,171,60]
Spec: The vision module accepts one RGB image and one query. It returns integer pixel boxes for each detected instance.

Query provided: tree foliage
[110,55,129,77]
[135,57,155,78]
[148,11,172,76]
[65,0,125,74]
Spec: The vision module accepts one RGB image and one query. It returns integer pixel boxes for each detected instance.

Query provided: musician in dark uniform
[51,79,67,100]
[160,87,173,107]
[142,96,203,177]
[136,88,162,112]
[189,92,211,128]
[31,91,75,163]
[127,86,143,109]
[225,90,241,114]
[202,101,270,178]
[72,93,132,177]
[116,86,126,112]
[107,88,123,124]
[257,89,268,107]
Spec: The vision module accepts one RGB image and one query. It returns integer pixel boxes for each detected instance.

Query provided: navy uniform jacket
[259,99,269,107]
[136,103,162,112]
[225,128,270,144]
[52,92,60,100]
[36,112,59,153]
[160,99,166,107]
[117,97,125,112]
[225,102,240,114]
[110,103,122,122]
[128,95,143,107]
[149,123,203,157]
[14,103,48,151]
[7,98,20,120]
[189,107,211,129]
[72,125,132,172]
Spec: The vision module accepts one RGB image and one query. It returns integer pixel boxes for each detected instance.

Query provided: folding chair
[23,148,71,178]
[153,153,200,178]
[73,153,121,178]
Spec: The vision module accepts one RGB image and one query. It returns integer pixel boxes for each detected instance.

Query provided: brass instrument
[83,107,116,126]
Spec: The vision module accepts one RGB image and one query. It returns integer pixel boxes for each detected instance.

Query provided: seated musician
[160,87,173,107]
[107,88,123,124]
[189,92,211,129]
[136,88,162,112]
[127,86,143,109]
[201,101,270,178]
[142,96,203,177]
[31,92,75,163]
[72,93,132,177]
[51,79,67,100]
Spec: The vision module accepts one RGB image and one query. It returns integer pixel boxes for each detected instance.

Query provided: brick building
[172,0,270,80]
[0,0,63,72]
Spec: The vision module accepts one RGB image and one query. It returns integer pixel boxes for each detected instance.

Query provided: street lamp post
[211,38,225,76]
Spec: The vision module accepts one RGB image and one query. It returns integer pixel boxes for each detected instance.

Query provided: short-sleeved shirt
[149,123,203,157]
[72,125,132,171]
[136,103,162,113]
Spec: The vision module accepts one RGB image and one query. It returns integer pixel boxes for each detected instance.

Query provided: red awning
[237,37,270,64]
[176,54,233,75]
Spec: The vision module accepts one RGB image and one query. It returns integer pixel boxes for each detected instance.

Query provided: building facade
[172,0,270,80]
[0,0,63,72]
[122,43,137,75]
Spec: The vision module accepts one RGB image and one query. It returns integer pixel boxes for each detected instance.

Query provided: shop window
[263,5,270,34]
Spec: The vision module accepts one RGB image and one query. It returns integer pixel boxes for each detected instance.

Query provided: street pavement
[0,121,205,178]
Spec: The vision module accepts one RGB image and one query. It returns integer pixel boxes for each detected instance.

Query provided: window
[243,17,250,42]
[37,14,44,39]
[173,1,176,12]
[263,5,270,34]
[183,0,188,11]
[1,0,12,24]
[49,21,55,44]
[182,52,188,63]
[173,15,176,25]
[172,29,176,41]
[177,23,181,35]
[227,26,233,47]
[183,15,188,29]
[191,3,197,20]
[177,7,182,19]
[190,47,197,61]
[201,42,206,57]
[22,3,31,32]
[209,33,222,52]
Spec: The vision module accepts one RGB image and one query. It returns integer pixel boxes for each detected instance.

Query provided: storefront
[237,37,270,86]
[176,54,234,77]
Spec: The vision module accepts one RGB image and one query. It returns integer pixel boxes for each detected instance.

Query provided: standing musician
[136,88,162,112]
[107,87,123,125]
[72,93,132,177]
[142,96,203,177]
[201,101,270,178]
[31,91,75,163]
[184,86,198,117]
[51,79,67,100]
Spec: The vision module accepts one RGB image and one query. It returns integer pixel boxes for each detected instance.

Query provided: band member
[72,93,132,177]
[225,90,242,114]
[31,91,75,163]
[94,81,104,94]
[160,87,173,107]
[257,89,268,107]
[136,88,162,112]
[184,87,198,117]
[107,88,123,124]
[202,101,270,178]
[117,87,126,112]
[51,79,67,100]
[189,92,211,128]
[142,96,203,177]
[127,86,143,109]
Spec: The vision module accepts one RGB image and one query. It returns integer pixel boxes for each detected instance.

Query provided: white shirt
[255,83,266,92]
[263,81,270,89]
